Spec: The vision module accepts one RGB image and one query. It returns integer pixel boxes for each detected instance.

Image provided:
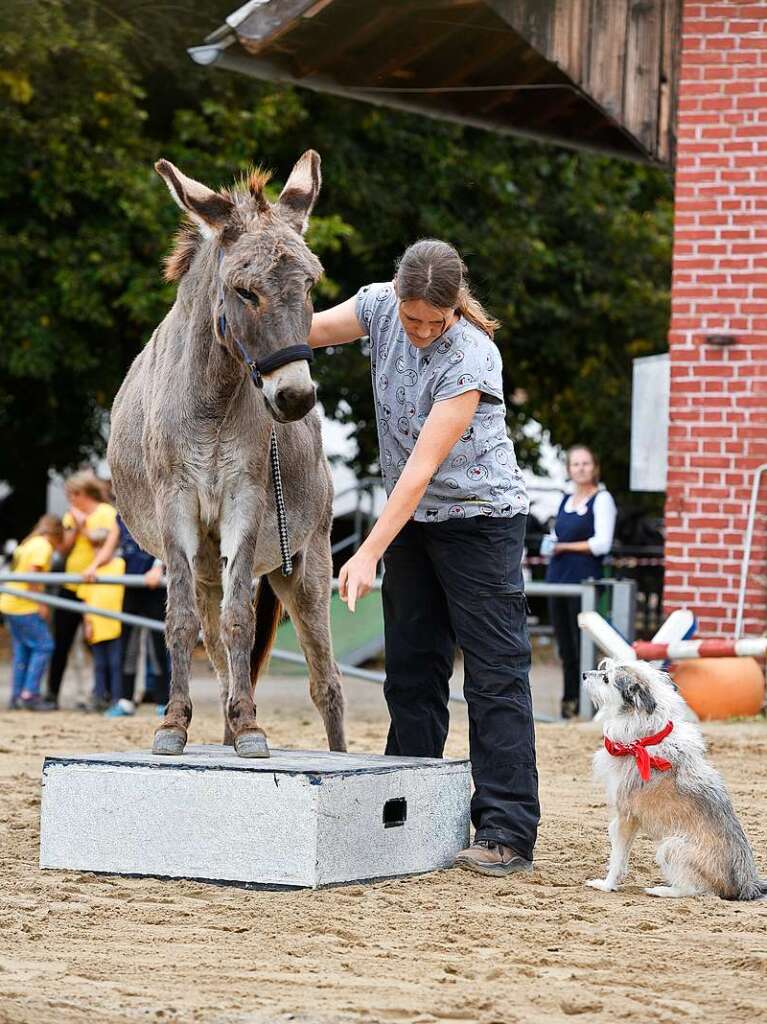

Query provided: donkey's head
[155,151,324,423]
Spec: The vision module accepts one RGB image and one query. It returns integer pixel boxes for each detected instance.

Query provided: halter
[216,250,314,388]
[216,251,314,576]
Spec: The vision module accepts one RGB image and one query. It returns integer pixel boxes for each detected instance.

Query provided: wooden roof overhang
[190,0,680,168]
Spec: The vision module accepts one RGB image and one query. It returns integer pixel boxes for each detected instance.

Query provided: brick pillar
[664,2,767,637]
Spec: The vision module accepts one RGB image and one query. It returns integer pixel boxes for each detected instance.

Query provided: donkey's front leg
[269,538,346,752]
[153,527,199,756]
[221,514,268,758]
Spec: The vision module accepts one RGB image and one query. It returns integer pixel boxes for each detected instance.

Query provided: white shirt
[562,489,617,557]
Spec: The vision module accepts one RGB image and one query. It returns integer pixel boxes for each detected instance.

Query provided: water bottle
[540,533,557,557]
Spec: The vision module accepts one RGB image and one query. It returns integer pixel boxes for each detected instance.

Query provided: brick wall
[664,1,767,637]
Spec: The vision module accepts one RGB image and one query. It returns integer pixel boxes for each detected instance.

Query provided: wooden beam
[294,6,400,79]
[236,0,322,55]
[303,0,334,16]
[550,0,590,83]
[657,0,681,164]
[367,11,469,82]
[623,0,662,154]
[484,0,555,53]
[585,0,629,121]
[438,30,520,88]
[394,0,480,8]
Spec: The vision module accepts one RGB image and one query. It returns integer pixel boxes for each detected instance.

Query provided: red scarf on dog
[604,721,674,782]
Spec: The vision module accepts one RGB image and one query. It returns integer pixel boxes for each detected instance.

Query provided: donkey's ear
[155,159,234,238]
[277,150,321,235]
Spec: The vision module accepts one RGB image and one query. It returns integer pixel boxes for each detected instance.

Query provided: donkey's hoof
[152,728,187,756]
[234,731,270,758]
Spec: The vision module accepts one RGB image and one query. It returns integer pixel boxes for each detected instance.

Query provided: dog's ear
[615,670,657,715]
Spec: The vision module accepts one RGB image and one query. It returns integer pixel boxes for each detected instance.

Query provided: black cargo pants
[381,514,540,862]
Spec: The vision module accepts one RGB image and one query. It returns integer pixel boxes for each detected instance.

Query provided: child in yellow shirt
[77,558,126,712]
[0,515,63,710]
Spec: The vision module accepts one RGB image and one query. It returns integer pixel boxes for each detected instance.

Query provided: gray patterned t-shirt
[355,281,529,523]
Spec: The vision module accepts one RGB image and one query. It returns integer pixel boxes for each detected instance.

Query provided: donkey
[107,151,346,758]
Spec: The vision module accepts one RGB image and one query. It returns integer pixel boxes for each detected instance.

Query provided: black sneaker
[20,695,58,712]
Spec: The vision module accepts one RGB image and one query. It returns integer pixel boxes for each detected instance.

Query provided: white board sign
[630,353,669,493]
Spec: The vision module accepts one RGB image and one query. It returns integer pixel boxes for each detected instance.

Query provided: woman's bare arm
[309,297,365,349]
[339,391,481,610]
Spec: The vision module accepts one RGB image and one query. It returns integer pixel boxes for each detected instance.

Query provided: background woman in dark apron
[544,446,616,719]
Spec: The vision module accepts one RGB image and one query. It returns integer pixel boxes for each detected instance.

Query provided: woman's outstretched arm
[339,390,481,611]
[309,297,365,349]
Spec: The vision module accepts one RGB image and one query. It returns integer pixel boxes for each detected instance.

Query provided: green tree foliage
[0,0,672,537]
[0,2,163,527]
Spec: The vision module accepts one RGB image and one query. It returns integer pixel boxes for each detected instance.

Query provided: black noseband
[218,311,313,390]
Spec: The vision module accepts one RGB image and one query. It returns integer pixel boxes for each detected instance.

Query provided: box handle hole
[383,797,407,828]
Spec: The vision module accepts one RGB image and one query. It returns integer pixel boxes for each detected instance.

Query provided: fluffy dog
[584,658,766,900]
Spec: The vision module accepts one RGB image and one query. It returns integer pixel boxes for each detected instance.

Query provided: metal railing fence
[0,571,636,720]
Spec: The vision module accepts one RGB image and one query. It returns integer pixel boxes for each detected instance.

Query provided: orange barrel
[671,657,765,720]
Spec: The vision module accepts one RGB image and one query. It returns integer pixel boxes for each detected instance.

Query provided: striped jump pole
[580,611,767,663]
[633,638,767,661]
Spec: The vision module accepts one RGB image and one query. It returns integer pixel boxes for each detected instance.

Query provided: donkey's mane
[162,166,273,283]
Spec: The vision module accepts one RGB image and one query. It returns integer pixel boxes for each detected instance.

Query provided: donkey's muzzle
[273,382,317,421]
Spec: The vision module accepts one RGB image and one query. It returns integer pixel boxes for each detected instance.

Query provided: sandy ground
[0,655,766,1024]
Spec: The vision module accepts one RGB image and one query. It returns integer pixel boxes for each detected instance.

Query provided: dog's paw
[645,885,686,898]
[585,878,617,892]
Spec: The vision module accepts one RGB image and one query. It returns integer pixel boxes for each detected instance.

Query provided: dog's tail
[736,878,767,901]
[250,576,283,689]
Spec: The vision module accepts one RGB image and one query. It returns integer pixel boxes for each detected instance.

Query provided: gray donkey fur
[107,151,346,758]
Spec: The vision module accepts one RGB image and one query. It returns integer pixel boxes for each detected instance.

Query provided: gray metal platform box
[40,745,471,888]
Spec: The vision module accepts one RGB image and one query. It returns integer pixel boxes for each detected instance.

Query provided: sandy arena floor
[0,660,765,1024]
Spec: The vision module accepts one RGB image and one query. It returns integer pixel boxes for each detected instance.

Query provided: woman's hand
[144,564,164,589]
[338,548,378,613]
[82,563,98,583]
[69,506,87,527]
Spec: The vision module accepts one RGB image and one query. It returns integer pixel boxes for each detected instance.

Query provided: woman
[0,514,63,710]
[46,470,120,708]
[545,445,617,719]
[309,239,539,876]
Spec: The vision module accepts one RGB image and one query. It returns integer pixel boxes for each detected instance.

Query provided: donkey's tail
[250,576,283,689]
